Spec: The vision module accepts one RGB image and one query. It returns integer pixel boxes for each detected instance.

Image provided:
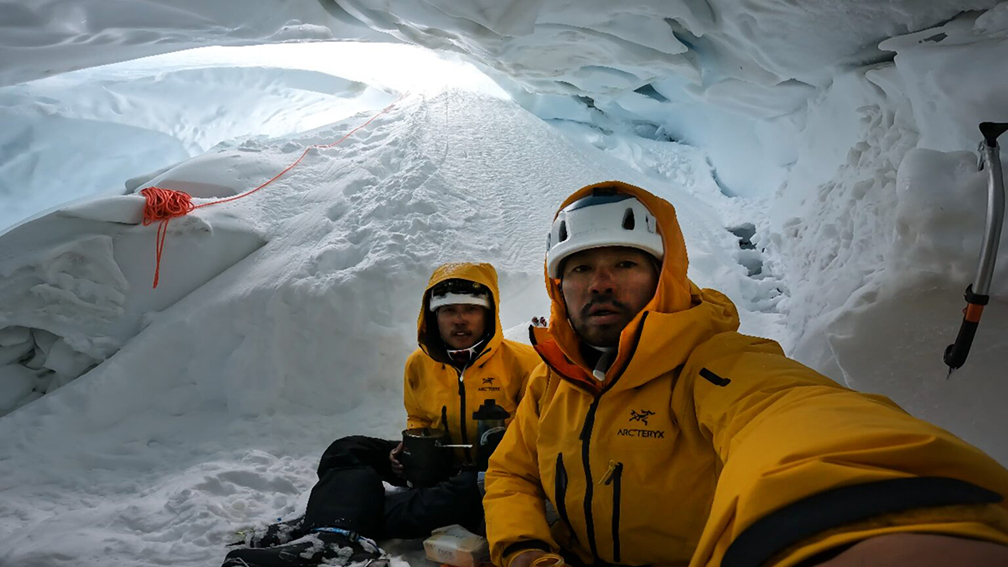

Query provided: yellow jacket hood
[418,262,503,366]
[533,181,739,392]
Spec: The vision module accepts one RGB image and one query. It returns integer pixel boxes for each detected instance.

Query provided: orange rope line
[193,96,403,210]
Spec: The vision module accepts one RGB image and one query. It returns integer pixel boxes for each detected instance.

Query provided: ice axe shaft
[944,122,1007,372]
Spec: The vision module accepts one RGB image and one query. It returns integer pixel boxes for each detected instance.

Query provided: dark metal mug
[401,427,454,488]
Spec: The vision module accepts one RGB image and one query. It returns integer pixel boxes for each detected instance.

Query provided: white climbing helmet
[546,191,663,279]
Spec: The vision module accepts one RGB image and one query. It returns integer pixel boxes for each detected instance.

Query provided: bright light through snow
[138,42,511,98]
[0,42,509,233]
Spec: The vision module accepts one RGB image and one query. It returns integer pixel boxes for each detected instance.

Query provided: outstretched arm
[686,334,1008,566]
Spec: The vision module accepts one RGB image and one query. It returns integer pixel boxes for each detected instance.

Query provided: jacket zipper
[580,396,602,560]
[554,453,576,538]
[458,367,471,463]
[601,461,624,563]
[451,345,491,465]
[577,312,649,564]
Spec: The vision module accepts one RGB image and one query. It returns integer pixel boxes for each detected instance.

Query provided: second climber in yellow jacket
[483,181,1008,567]
[400,262,542,471]
[224,262,540,567]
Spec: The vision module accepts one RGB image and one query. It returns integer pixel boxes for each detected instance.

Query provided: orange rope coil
[140,187,194,289]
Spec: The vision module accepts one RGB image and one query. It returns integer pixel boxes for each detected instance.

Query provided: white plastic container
[423,524,490,567]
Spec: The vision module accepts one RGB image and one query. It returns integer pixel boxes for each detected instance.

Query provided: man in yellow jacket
[484,181,1008,567]
[224,263,540,567]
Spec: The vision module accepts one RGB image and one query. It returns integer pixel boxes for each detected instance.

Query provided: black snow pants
[303,435,484,539]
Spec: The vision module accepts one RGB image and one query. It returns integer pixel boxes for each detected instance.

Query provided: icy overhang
[1,1,996,110]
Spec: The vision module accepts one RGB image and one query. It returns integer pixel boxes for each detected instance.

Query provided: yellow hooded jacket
[405,262,542,466]
[484,181,1008,567]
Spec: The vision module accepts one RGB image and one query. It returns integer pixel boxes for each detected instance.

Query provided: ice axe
[944,122,1008,374]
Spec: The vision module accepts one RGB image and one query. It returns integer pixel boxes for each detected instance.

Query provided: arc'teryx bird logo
[617,408,665,439]
[629,409,655,426]
[479,376,501,392]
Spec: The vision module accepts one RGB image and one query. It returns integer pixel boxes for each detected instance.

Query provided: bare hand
[813,533,1008,566]
[389,441,405,477]
[510,550,547,567]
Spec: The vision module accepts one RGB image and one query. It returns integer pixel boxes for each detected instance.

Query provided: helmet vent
[622,208,635,230]
[558,220,568,242]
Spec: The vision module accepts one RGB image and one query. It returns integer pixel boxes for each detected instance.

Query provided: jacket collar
[533,284,739,392]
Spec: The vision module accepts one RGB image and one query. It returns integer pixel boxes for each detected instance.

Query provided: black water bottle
[472,399,510,470]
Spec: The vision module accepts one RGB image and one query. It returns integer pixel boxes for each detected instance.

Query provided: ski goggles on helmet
[429,279,492,312]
